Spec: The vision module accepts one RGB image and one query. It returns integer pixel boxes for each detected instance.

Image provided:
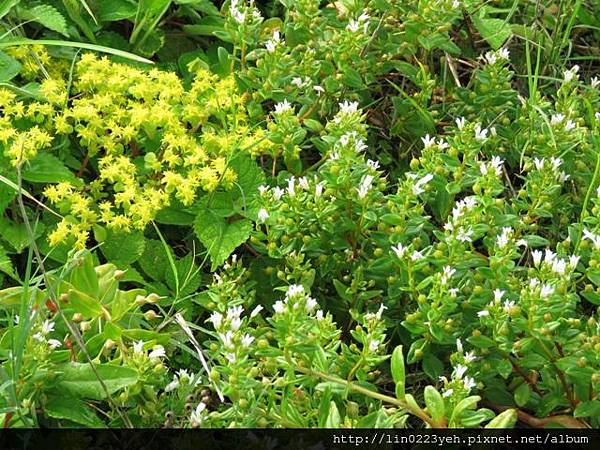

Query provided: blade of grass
[0,38,154,64]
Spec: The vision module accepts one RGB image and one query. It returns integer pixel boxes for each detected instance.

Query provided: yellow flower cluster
[0,53,275,249]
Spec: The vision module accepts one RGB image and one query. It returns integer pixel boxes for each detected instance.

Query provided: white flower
[474,123,488,141]
[219,331,234,349]
[421,134,436,148]
[257,208,269,223]
[258,185,269,195]
[565,120,576,131]
[493,289,505,302]
[498,48,510,60]
[540,284,555,299]
[149,345,165,359]
[477,310,489,317]
[491,156,504,176]
[496,227,512,249]
[133,340,144,354]
[569,255,580,269]
[563,65,580,83]
[273,99,292,115]
[463,376,477,390]
[286,284,305,299]
[368,340,380,352]
[48,339,62,349]
[551,113,565,125]
[484,51,498,65]
[592,77,600,89]
[454,364,468,379]
[346,19,360,32]
[464,351,476,364]
[286,176,296,197]
[437,138,450,150]
[531,249,543,266]
[443,388,454,398]
[338,100,359,115]
[230,317,242,331]
[241,333,255,348]
[375,304,387,320]
[41,320,55,335]
[315,181,325,198]
[305,296,318,312]
[455,117,466,130]
[273,300,285,314]
[272,187,284,201]
[441,266,456,284]
[357,174,374,199]
[209,311,223,329]
[313,85,324,94]
[449,288,459,298]
[503,299,516,312]
[411,250,424,261]
[391,243,406,259]
[291,77,303,87]
[227,307,244,319]
[456,338,463,353]
[412,173,433,195]
[250,305,263,318]
[552,258,566,274]
[315,310,324,320]
[164,378,180,393]
[190,402,206,427]
[456,226,473,243]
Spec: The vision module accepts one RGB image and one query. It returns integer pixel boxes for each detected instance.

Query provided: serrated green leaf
[193,212,252,270]
[472,16,512,50]
[99,230,146,266]
[21,4,69,35]
[138,239,171,281]
[96,0,137,21]
[0,50,21,82]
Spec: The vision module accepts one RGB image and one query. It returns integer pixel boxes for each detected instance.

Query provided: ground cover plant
[0,0,599,429]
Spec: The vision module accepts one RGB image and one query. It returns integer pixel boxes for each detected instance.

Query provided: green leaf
[391,345,405,399]
[165,253,201,296]
[99,230,145,266]
[96,0,137,21]
[471,16,512,50]
[0,243,15,279]
[67,289,103,318]
[514,383,530,407]
[485,409,518,428]
[574,400,600,418]
[138,239,171,281]
[193,212,252,271]
[324,401,341,428]
[56,363,138,400]
[424,385,445,426]
[20,4,68,35]
[422,352,444,381]
[69,251,99,298]
[0,50,21,82]
[21,153,78,184]
[44,396,106,428]
[496,359,513,379]
[0,0,19,20]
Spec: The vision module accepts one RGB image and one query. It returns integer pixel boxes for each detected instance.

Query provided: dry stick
[173,313,224,402]
[15,165,133,428]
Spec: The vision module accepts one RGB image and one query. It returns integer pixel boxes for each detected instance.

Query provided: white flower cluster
[273,284,320,317]
[563,65,580,83]
[391,242,425,262]
[265,30,283,53]
[531,157,569,183]
[531,248,579,275]
[207,304,260,364]
[440,339,477,397]
[32,319,62,350]
[483,48,510,65]
[133,340,166,359]
[229,0,262,24]
[550,113,576,131]
[479,155,504,177]
[407,172,433,196]
[443,196,478,244]
[273,99,293,115]
[165,368,202,393]
[346,12,370,33]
